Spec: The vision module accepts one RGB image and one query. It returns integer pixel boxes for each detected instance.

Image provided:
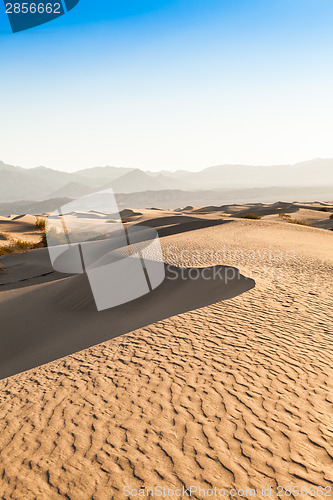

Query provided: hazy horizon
[1,156,332,174]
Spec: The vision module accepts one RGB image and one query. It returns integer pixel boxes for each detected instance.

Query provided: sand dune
[0,247,61,287]
[11,214,39,224]
[0,262,253,380]
[0,206,332,498]
[0,213,43,246]
[188,201,333,231]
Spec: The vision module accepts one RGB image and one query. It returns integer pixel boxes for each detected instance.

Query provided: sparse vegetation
[35,217,46,230]
[0,238,46,256]
[278,213,291,219]
[0,220,47,256]
[47,225,112,244]
[240,213,261,220]
[286,218,312,227]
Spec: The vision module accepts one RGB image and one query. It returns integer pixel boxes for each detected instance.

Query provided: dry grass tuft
[35,217,46,230]
[240,213,261,220]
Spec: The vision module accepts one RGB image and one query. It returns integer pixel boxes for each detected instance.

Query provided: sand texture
[0,207,332,499]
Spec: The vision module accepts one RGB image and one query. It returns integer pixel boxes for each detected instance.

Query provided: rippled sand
[0,213,332,499]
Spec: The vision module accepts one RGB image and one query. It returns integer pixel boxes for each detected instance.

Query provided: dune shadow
[0,262,255,380]
[133,217,231,238]
[0,248,69,290]
[0,219,231,291]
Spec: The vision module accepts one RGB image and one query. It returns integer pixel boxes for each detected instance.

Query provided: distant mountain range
[0,158,332,206]
[0,186,332,217]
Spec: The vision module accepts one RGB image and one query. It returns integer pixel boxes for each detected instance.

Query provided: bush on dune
[0,222,47,256]
[0,238,46,256]
[287,218,312,227]
[35,217,46,230]
[240,213,261,220]
[0,217,47,257]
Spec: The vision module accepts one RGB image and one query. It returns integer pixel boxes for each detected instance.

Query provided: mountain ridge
[0,158,332,202]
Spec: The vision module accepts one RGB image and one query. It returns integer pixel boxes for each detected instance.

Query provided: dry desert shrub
[240,213,261,220]
[0,234,46,257]
[35,217,46,230]
[287,218,312,227]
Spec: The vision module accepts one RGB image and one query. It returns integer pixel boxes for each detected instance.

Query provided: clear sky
[1,0,333,172]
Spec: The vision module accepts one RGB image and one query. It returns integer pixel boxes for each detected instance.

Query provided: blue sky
[1,0,333,171]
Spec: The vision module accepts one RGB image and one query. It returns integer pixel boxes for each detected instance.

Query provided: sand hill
[0,204,332,498]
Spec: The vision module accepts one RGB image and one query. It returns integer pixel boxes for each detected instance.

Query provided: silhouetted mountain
[0,162,76,202]
[23,166,73,187]
[0,168,50,201]
[0,158,332,202]
[175,159,333,189]
[49,182,95,199]
[0,198,72,217]
[75,166,134,186]
[114,186,333,210]
[0,185,332,216]
[104,169,169,193]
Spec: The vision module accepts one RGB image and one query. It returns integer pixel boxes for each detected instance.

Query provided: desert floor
[0,203,332,499]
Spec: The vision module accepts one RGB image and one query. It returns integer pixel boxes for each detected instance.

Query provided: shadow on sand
[0,261,255,380]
